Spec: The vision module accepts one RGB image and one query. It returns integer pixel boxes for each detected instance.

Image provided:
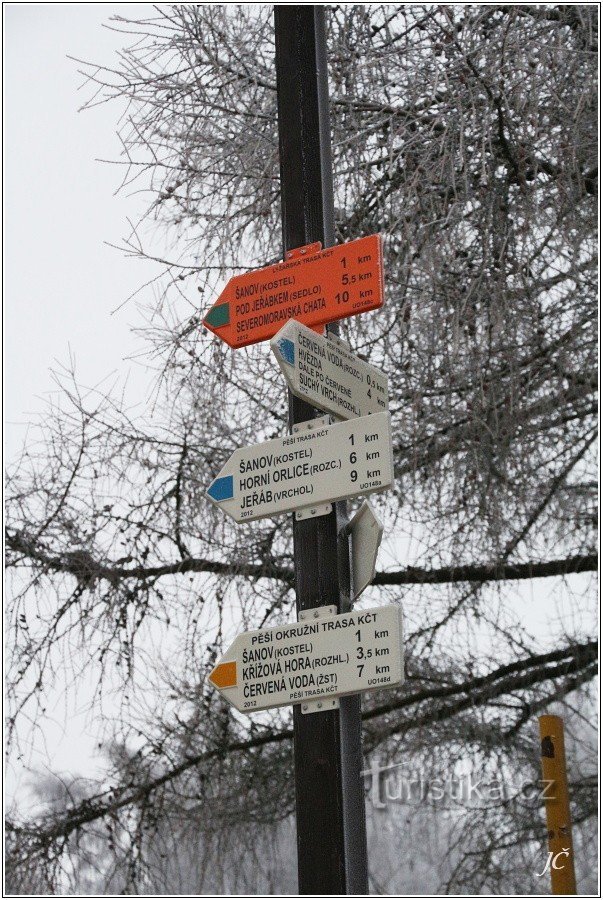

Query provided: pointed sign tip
[209,661,237,689]
[204,301,230,329]
[207,475,234,502]
[276,337,295,365]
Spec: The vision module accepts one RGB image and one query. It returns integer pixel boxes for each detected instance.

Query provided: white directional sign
[349,501,384,599]
[206,411,394,523]
[270,320,389,420]
[209,604,404,713]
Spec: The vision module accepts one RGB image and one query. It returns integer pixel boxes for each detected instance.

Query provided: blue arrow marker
[276,337,295,366]
[207,475,234,502]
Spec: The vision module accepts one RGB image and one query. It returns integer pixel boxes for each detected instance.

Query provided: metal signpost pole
[274,5,369,894]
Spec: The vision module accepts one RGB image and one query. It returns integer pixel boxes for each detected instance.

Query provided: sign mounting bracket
[293,416,332,520]
[298,604,337,620]
[285,241,322,260]
[295,503,332,521]
[291,415,331,432]
[301,696,340,715]
[285,242,326,336]
[298,605,340,714]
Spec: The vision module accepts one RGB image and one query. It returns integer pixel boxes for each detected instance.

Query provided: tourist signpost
[203,7,398,893]
[206,411,393,523]
[209,604,404,714]
[202,233,384,348]
[270,319,389,420]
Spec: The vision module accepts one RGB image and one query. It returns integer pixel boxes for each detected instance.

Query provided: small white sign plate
[349,501,384,599]
[206,411,394,523]
[270,320,389,420]
[209,604,404,713]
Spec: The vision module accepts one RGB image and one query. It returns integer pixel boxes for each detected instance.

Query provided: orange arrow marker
[209,661,237,689]
[202,234,384,348]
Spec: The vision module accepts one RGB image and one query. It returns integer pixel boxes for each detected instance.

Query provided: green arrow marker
[204,301,230,328]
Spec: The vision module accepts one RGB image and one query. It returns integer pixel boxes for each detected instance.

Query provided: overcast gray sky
[4,4,154,462]
[4,2,161,798]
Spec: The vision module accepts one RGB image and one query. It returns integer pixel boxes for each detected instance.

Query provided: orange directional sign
[202,234,384,348]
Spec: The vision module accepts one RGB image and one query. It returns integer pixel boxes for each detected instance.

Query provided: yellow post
[538,715,577,894]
